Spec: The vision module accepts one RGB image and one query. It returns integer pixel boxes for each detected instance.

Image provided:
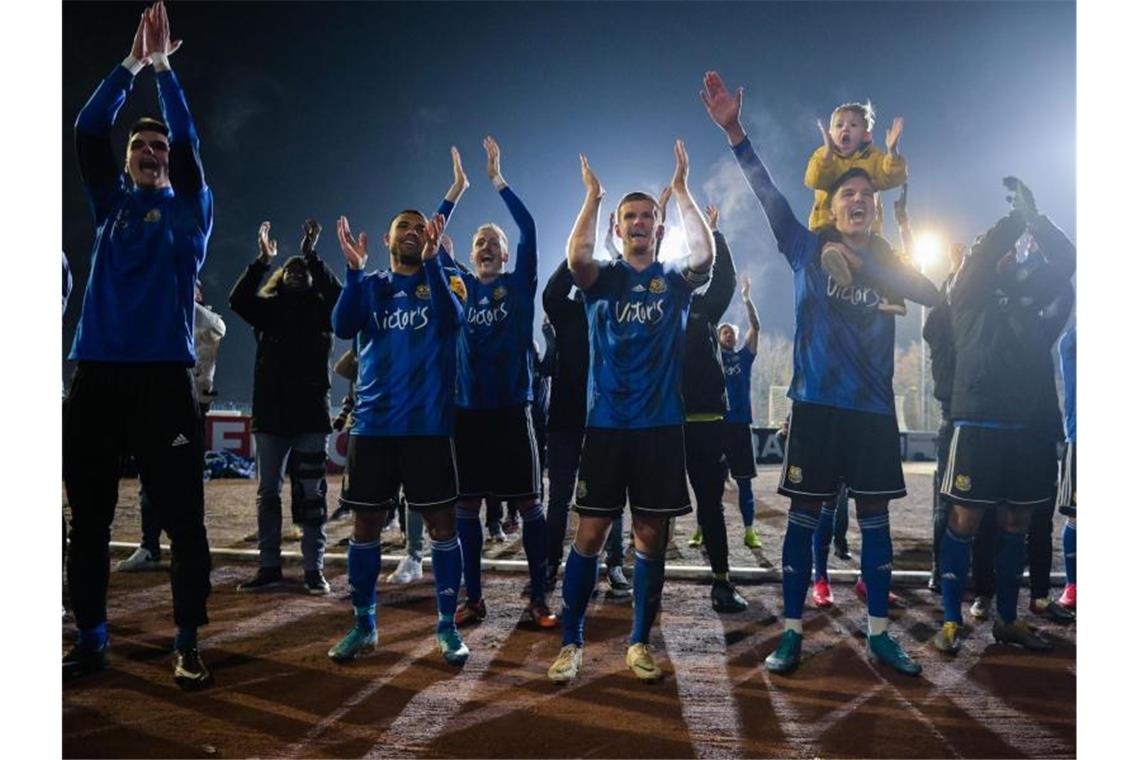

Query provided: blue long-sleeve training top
[70,63,212,365]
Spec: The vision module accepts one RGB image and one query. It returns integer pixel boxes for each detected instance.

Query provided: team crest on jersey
[648,276,667,294]
[493,286,508,301]
[954,474,972,492]
[449,275,467,302]
[415,283,431,300]
[575,480,588,500]
[143,208,162,223]
[787,465,803,484]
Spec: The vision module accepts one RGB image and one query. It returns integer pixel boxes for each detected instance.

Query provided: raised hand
[700,71,744,142]
[143,2,183,60]
[257,221,278,262]
[580,154,604,199]
[893,182,909,225]
[421,213,446,261]
[705,204,719,231]
[658,185,673,224]
[301,218,321,256]
[440,231,454,256]
[483,136,504,186]
[885,117,904,156]
[444,145,469,203]
[131,11,150,63]
[817,119,841,157]
[740,272,751,298]
[671,139,691,194]
[336,216,368,270]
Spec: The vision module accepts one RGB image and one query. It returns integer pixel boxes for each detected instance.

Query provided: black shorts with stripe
[1056,440,1076,517]
[573,425,692,519]
[454,405,540,500]
[778,401,906,501]
[339,434,458,512]
[723,422,758,479]
[939,424,1057,509]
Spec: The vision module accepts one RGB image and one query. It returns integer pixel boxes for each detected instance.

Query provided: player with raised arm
[718,270,762,548]
[701,71,939,676]
[327,204,470,667]
[934,177,1075,655]
[432,138,556,629]
[548,141,714,683]
[64,2,213,689]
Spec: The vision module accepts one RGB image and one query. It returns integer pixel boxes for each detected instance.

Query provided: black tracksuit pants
[684,420,730,576]
[63,363,212,630]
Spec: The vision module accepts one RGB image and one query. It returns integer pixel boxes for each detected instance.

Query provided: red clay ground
[62,466,1075,758]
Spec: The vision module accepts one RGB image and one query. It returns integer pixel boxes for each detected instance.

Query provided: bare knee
[423,505,457,541]
[854,499,888,518]
[632,516,669,558]
[1001,506,1032,533]
[947,504,983,536]
[353,509,386,542]
[574,515,612,555]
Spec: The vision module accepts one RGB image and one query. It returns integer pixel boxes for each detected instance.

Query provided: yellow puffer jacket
[804,143,907,233]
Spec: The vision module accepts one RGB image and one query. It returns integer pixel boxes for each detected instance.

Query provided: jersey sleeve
[731,137,817,271]
[156,69,211,239]
[74,64,134,225]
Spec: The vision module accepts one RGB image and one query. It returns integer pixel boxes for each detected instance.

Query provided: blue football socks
[782,508,819,623]
[561,545,599,647]
[456,504,484,604]
[520,502,548,602]
[858,513,893,620]
[630,550,665,645]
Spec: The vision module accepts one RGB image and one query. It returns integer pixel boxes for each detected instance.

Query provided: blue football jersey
[722,346,756,424]
[583,258,702,429]
[731,137,938,416]
[453,187,538,409]
[332,259,465,436]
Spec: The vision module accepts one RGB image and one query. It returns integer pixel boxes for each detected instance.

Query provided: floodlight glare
[913,231,943,271]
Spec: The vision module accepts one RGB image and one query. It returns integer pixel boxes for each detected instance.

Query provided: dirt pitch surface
[63,465,1075,758]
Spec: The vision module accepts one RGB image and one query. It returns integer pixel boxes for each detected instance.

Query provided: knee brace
[289,450,329,526]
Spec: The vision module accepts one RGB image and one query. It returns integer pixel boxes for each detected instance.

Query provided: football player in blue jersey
[718,272,762,549]
[430,137,557,630]
[548,140,715,683]
[327,205,471,667]
[63,2,214,690]
[702,71,940,676]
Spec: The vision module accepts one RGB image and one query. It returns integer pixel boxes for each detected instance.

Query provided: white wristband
[121,55,145,76]
[152,52,171,72]
[492,177,508,192]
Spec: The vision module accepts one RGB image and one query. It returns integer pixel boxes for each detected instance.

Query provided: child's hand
[885,117,904,156]
[816,119,840,157]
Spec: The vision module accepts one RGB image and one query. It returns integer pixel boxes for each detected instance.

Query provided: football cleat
[764,630,803,675]
[455,598,487,626]
[867,632,922,676]
[812,578,834,608]
[933,621,962,655]
[626,643,663,682]
[548,644,582,683]
[327,626,378,663]
[437,626,470,666]
[993,617,1053,651]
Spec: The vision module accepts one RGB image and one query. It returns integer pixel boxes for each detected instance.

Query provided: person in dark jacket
[921,241,965,591]
[229,218,341,595]
[933,177,1075,656]
[681,205,748,612]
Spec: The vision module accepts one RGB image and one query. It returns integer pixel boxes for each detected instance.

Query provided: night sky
[61,1,1076,406]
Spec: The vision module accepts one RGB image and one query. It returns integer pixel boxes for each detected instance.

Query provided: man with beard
[228,219,340,595]
[328,206,470,666]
